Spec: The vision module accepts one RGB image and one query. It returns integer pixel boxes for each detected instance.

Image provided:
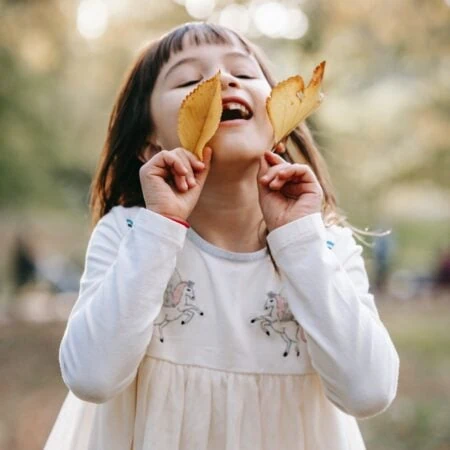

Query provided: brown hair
[90,22,348,231]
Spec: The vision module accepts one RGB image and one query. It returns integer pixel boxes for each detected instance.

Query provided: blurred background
[0,0,449,448]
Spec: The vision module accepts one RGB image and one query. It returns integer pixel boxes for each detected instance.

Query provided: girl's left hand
[257,151,324,232]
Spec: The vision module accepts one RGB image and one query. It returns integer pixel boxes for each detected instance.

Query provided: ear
[138,137,162,163]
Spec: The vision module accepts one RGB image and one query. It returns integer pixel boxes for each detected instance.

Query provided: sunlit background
[1,0,449,449]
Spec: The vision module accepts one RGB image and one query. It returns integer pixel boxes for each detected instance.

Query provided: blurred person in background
[434,246,450,292]
[11,233,37,295]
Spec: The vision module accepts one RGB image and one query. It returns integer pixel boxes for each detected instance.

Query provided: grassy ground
[0,321,67,450]
[359,295,450,450]
[0,294,449,450]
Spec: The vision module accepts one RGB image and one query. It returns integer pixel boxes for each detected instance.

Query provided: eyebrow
[163,51,254,80]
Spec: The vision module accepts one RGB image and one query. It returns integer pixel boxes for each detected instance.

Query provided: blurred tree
[0,0,448,227]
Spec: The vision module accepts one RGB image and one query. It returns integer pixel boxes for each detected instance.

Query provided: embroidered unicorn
[250,291,307,357]
[154,269,204,342]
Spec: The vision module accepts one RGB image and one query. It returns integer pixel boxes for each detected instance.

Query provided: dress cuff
[133,207,188,248]
[266,213,326,256]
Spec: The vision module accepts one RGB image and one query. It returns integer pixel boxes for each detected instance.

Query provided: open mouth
[220,102,253,122]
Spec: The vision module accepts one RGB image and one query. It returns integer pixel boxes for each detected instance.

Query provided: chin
[209,134,270,162]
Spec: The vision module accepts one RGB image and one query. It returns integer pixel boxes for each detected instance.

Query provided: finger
[202,146,213,169]
[264,150,286,166]
[182,157,199,188]
[274,141,286,154]
[172,172,188,191]
[272,167,322,194]
[257,153,272,181]
[146,151,186,186]
[157,151,192,192]
[268,175,290,190]
[158,151,188,177]
[195,146,213,186]
[167,160,190,191]
[178,148,212,188]
[180,148,206,172]
[264,163,310,185]
[268,175,306,191]
[173,149,204,189]
[259,162,291,185]
[274,163,318,184]
[267,170,303,190]
[277,164,308,179]
[257,155,274,199]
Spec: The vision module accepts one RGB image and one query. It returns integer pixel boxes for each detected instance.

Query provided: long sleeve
[59,206,187,404]
[266,213,399,419]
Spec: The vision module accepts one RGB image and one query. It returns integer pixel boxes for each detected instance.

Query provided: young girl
[45,22,399,450]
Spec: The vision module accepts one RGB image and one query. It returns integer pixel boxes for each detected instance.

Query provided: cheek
[150,94,183,149]
[256,89,275,140]
[259,117,275,150]
[254,84,272,120]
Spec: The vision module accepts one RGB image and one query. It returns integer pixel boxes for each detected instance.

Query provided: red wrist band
[163,215,190,228]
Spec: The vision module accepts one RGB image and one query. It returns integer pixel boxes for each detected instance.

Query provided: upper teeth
[223,102,251,117]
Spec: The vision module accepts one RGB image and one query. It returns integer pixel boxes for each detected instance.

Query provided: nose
[220,72,241,90]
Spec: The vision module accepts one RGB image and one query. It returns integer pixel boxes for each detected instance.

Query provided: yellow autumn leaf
[267,61,326,145]
[177,71,222,161]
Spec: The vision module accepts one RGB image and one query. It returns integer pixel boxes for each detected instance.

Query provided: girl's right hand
[139,146,212,221]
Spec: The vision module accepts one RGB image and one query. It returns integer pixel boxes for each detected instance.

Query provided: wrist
[145,206,190,228]
[161,214,190,228]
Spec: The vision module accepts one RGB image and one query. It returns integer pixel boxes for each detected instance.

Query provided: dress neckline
[186,227,269,262]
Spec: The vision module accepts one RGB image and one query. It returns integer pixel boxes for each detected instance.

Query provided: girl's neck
[188,164,267,253]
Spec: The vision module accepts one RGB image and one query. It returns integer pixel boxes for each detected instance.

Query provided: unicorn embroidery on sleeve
[250,291,307,357]
[154,269,204,343]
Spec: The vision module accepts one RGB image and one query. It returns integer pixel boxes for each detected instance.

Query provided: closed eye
[177,74,254,88]
[177,79,201,88]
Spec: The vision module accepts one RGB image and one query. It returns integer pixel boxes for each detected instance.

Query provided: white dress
[45,206,399,450]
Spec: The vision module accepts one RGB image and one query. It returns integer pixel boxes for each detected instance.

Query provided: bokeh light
[178,0,309,40]
[253,1,289,38]
[76,0,109,39]
[284,7,309,40]
[219,4,250,34]
[185,0,216,19]
[250,1,308,40]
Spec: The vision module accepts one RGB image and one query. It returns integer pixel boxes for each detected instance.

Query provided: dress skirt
[45,356,366,450]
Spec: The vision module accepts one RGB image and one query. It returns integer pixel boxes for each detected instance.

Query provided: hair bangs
[154,23,252,73]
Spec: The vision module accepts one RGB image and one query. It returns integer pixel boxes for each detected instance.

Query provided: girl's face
[149,35,274,165]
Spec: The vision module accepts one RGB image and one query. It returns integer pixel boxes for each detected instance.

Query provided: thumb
[196,146,213,185]
[257,151,270,180]
[257,152,271,200]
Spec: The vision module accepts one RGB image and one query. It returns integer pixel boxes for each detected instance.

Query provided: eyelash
[177,80,201,88]
[177,75,255,88]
